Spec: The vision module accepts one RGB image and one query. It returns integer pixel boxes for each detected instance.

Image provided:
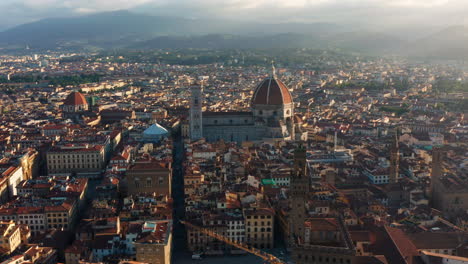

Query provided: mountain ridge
[0,10,466,59]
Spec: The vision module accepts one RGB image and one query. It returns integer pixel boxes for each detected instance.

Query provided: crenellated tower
[389,129,400,184]
[289,143,309,246]
[189,82,203,141]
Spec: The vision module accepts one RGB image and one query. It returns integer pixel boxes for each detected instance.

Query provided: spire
[394,127,400,150]
[271,61,277,79]
[389,128,400,184]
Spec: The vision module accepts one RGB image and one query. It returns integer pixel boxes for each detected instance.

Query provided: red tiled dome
[252,77,292,105]
[63,92,87,106]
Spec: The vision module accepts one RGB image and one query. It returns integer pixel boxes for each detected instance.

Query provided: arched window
[286,110,290,115]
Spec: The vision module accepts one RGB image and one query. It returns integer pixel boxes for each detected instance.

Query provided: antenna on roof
[271,61,277,78]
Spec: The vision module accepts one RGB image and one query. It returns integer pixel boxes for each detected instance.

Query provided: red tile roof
[252,77,292,105]
[63,92,87,106]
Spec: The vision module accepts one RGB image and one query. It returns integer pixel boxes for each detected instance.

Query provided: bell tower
[389,130,400,184]
[289,143,309,246]
[190,82,203,141]
[430,147,443,203]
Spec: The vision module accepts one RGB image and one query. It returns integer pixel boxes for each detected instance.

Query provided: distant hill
[322,31,406,54]
[0,10,466,59]
[0,10,342,49]
[128,33,319,50]
[0,11,200,48]
[403,26,468,59]
[128,32,405,53]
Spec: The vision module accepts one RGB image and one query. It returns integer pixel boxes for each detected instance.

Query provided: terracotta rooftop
[252,76,292,105]
[304,218,339,232]
[63,92,87,106]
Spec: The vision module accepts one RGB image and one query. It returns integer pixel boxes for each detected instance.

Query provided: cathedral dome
[252,76,292,105]
[64,92,87,106]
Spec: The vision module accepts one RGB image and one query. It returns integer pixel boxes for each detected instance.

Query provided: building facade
[125,161,172,196]
[289,144,309,245]
[0,221,22,254]
[389,132,400,184]
[244,208,274,249]
[46,145,105,176]
[134,220,172,264]
[189,84,203,141]
[431,147,468,218]
[62,92,89,114]
[190,70,307,143]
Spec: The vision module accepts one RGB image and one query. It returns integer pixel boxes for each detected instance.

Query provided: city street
[170,136,289,264]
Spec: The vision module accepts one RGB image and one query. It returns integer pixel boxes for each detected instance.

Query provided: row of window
[247,234,272,240]
[18,215,43,219]
[213,119,250,125]
[247,227,271,232]
[246,215,272,219]
[50,159,100,164]
[296,254,351,264]
[50,153,100,158]
[49,164,99,170]
[246,221,271,226]
[228,225,244,229]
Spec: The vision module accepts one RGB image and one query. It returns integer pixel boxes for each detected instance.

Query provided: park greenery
[433,79,468,93]
[0,74,102,87]
[379,105,409,116]
[338,78,409,91]
[94,48,363,69]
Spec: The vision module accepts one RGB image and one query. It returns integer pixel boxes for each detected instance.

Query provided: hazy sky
[2,0,467,30]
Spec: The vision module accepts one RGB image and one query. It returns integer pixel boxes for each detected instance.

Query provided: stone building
[125,161,172,196]
[431,147,468,218]
[134,220,172,264]
[244,208,275,249]
[100,109,136,124]
[289,145,357,264]
[289,144,310,246]
[190,69,307,143]
[0,220,22,254]
[388,132,400,184]
[292,216,356,264]
[46,145,105,177]
[62,92,89,120]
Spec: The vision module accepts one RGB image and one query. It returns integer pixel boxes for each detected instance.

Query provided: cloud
[73,7,96,14]
[0,0,466,31]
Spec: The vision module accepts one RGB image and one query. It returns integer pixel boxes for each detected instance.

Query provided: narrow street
[171,136,191,261]
[170,136,265,263]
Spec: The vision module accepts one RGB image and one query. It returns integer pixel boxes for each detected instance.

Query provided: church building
[189,69,307,143]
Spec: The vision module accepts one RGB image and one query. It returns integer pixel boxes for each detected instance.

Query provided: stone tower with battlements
[389,130,400,184]
[289,143,309,246]
[189,82,203,141]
